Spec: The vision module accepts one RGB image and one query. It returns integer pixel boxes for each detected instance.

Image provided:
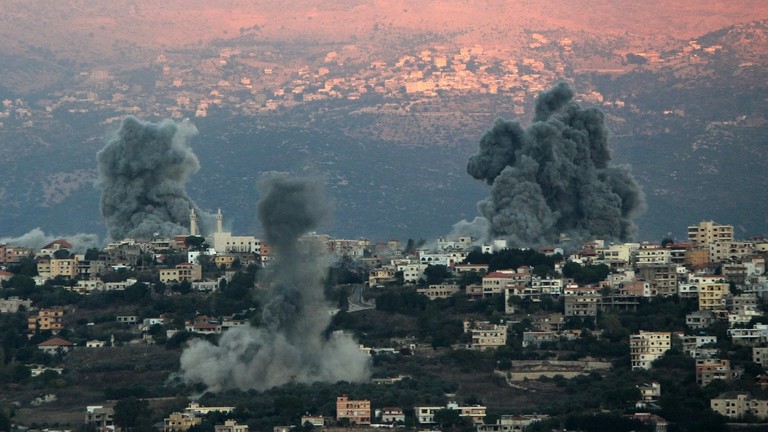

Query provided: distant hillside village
[3,217,768,431]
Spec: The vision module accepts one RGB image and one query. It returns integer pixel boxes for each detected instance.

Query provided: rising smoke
[459,82,645,247]
[179,173,371,392]
[0,228,101,252]
[96,116,211,240]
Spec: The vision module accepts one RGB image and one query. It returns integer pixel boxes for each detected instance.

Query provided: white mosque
[190,208,261,254]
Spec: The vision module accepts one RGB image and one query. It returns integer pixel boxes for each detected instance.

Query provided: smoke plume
[459,83,645,247]
[179,173,371,392]
[96,116,211,240]
[0,228,101,252]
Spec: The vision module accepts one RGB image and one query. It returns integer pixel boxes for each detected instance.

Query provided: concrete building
[563,285,599,317]
[159,262,202,283]
[696,276,729,311]
[164,411,202,432]
[0,296,32,313]
[464,320,508,350]
[637,265,679,297]
[415,402,486,425]
[711,392,768,419]
[476,414,548,432]
[696,359,740,386]
[336,395,371,425]
[215,420,248,432]
[630,331,671,370]
[417,284,460,300]
[85,405,114,430]
[688,221,734,247]
[28,307,64,334]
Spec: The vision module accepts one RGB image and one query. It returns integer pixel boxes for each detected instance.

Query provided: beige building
[688,221,733,247]
[336,396,371,425]
[164,412,202,432]
[50,258,78,278]
[417,284,460,300]
[630,331,671,370]
[159,262,202,283]
[215,420,248,432]
[28,307,64,333]
[464,320,508,350]
[694,276,729,311]
[711,392,768,419]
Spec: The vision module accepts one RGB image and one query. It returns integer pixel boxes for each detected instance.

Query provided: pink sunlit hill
[2,0,768,61]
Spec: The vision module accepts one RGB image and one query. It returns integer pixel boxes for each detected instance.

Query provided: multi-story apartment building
[636,264,679,296]
[463,320,508,350]
[159,263,202,283]
[693,276,730,311]
[753,347,768,367]
[711,393,768,419]
[336,395,371,425]
[630,331,671,370]
[688,221,734,247]
[563,285,599,317]
[709,241,756,263]
[696,359,740,386]
[50,258,78,279]
[633,245,671,266]
[28,307,64,334]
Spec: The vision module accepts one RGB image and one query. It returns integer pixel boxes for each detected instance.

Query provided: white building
[630,331,672,370]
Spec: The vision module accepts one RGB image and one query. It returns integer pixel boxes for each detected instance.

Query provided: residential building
[159,262,202,283]
[627,413,670,432]
[686,310,716,329]
[563,285,599,317]
[696,276,729,311]
[637,382,661,404]
[630,331,671,370]
[28,307,64,334]
[336,395,371,425]
[215,420,248,432]
[754,347,768,367]
[688,221,734,247]
[379,407,405,424]
[415,402,486,425]
[637,265,679,297]
[0,296,32,313]
[634,245,671,266]
[728,324,768,346]
[709,240,755,263]
[37,336,74,355]
[696,359,740,386]
[85,405,114,430]
[463,320,508,350]
[185,316,222,334]
[417,284,460,300]
[711,392,768,419]
[300,415,326,427]
[164,411,202,432]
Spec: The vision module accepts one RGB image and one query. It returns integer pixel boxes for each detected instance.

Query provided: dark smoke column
[464,83,645,246]
[179,173,371,392]
[96,116,207,240]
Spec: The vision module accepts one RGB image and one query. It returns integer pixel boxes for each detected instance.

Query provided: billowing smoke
[179,173,371,392]
[1,228,101,253]
[459,83,645,247]
[96,116,211,240]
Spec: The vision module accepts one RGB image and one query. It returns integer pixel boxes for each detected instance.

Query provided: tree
[53,249,71,259]
[114,397,153,432]
[423,264,451,285]
[433,409,473,432]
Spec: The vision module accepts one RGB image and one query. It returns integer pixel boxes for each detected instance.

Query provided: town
[1,216,768,432]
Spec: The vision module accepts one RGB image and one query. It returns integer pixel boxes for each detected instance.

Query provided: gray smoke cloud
[458,83,645,247]
[96,116,211,240]
[179,173,371,392]
[0,228,101,253]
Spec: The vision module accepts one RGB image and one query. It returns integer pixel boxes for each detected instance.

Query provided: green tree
[423,264,451,285]
[114,397,153,432]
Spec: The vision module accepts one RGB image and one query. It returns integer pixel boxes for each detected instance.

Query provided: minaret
[216,208,223,233]
[190,208,198,236]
